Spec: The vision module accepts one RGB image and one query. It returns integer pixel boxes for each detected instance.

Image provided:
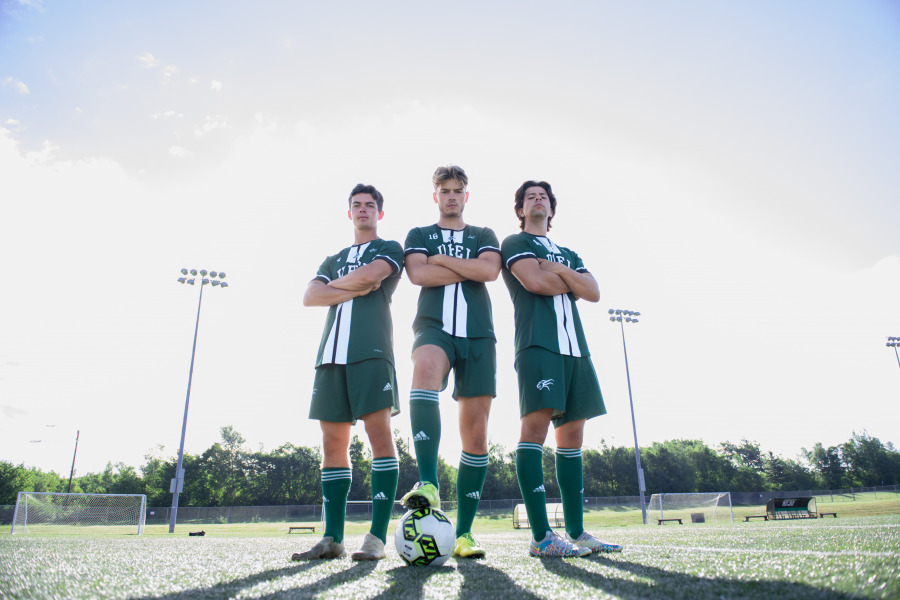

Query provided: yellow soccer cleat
[401,481,440,509]
[452,532,486,558]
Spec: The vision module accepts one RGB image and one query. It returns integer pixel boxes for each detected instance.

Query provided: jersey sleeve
[375,240,404,275]
[313,254,334,284]
[477,227,501,256]
[569,248,588,273]
[404,227,428,256]
[501,233,537,270]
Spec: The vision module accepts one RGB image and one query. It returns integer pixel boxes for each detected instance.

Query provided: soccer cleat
[291,536,345,561]
[529,531,592,558]
[452,532,486,558]
[401,482,440,510]
[351,532,386,561]
[565,530,624,554]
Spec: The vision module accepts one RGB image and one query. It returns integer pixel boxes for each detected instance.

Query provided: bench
[288,526,316,534]
[744,515,768,521]
[658,518,682,525]
[819,512,837,518]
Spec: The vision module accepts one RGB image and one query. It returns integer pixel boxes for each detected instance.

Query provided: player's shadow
[133,560,378,600]
[362,563,451,600]
[539,555,864,599]
[457,559,544,600]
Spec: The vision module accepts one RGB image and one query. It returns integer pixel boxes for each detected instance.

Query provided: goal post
[11,492,147,535]
[648,492,734,523]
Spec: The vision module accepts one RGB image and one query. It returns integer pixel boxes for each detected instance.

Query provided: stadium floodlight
[609,307,648,525]
[170,268,229,534]
[887,337,900,370]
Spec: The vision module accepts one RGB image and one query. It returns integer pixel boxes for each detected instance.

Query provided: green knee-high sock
[409,389,441,486]
[369,457,399,543]
[455,451,488,537]
[321,467,351,543]
[556,447,584,539]
[516,442,550,540]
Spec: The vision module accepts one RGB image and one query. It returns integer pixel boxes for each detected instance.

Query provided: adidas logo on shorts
[466,491,481,500]
[533,485,545,493]
[383,382,392,391]
[373,491,388,501]
[413,431,430,442]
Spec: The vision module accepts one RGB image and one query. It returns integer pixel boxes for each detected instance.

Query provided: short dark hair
[513,180,557,230]
[348,183,384,211]
[432,165,468,189]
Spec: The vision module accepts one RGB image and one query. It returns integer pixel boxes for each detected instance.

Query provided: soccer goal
[11,492,147,535]
[648,492,734,524]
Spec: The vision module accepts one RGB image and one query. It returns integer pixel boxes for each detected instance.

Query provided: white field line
[628,544,900,559]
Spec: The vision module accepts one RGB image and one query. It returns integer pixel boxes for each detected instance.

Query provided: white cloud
[137,52,159,68]
[3,77,30,95]
[150,110,183,119]
[168,145,193,158]
[162,65,178,82]
[210,80,223,92]
[194,115,231,136]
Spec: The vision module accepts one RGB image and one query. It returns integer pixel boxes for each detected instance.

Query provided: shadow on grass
[134,559,378,600]
[539,555,865,600]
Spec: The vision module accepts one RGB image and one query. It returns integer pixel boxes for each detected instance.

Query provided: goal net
[11,492,147,535]
[648,492,733,523]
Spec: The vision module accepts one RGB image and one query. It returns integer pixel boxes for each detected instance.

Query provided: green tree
[841,431,900,487]
[0,461,34,504]
[348,435,370,501]
[394,432,419,500]
[482,442,519,500]
[720,439,765,471]
[803,443,844,489]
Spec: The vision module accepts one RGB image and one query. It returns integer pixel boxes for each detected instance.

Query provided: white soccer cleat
[291,536,346,561]
[351,532,386,561]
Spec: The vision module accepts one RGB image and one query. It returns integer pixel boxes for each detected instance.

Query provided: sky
[1,1,899,479]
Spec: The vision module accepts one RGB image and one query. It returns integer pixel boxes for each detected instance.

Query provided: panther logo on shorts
[536,379,555,390]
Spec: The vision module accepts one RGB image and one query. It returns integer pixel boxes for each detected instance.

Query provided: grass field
[2,503,898,599]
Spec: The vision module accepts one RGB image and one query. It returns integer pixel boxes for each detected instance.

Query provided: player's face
[433,179,468,218]
[348,193,383,230]
[519,186,553,221]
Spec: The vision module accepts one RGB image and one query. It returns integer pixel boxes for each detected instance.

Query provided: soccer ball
[394,506,455,566]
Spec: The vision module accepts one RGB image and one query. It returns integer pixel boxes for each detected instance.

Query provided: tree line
[2,427,898,507]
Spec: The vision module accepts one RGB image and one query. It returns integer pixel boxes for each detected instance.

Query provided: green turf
[1,515,898,599]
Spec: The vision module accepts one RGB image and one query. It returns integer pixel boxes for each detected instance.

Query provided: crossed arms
[405,251,501,287]
[510,257,600,302]
[303,259,395,307]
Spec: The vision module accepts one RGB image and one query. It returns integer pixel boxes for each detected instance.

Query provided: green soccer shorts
[514,346,606,426]
[412,326,497,399]
[309,359,400,423]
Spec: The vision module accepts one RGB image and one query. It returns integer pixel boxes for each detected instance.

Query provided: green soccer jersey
[313,238,404,367]
[500,231,591,357]
[404,224,500,339]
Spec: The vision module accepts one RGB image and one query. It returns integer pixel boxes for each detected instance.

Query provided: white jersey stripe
[553,293,581,357]
[322,298,354,364]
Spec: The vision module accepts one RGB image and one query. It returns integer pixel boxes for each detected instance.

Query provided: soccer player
[500,180,624,557]
[292,183,404,562]
[401,165,501,559]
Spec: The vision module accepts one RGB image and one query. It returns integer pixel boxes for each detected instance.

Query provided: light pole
[887,337,900,370]
[169,268,228,533]
[609,308,647,525]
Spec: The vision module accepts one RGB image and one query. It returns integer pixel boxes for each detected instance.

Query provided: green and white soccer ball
[394,507,455,566]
